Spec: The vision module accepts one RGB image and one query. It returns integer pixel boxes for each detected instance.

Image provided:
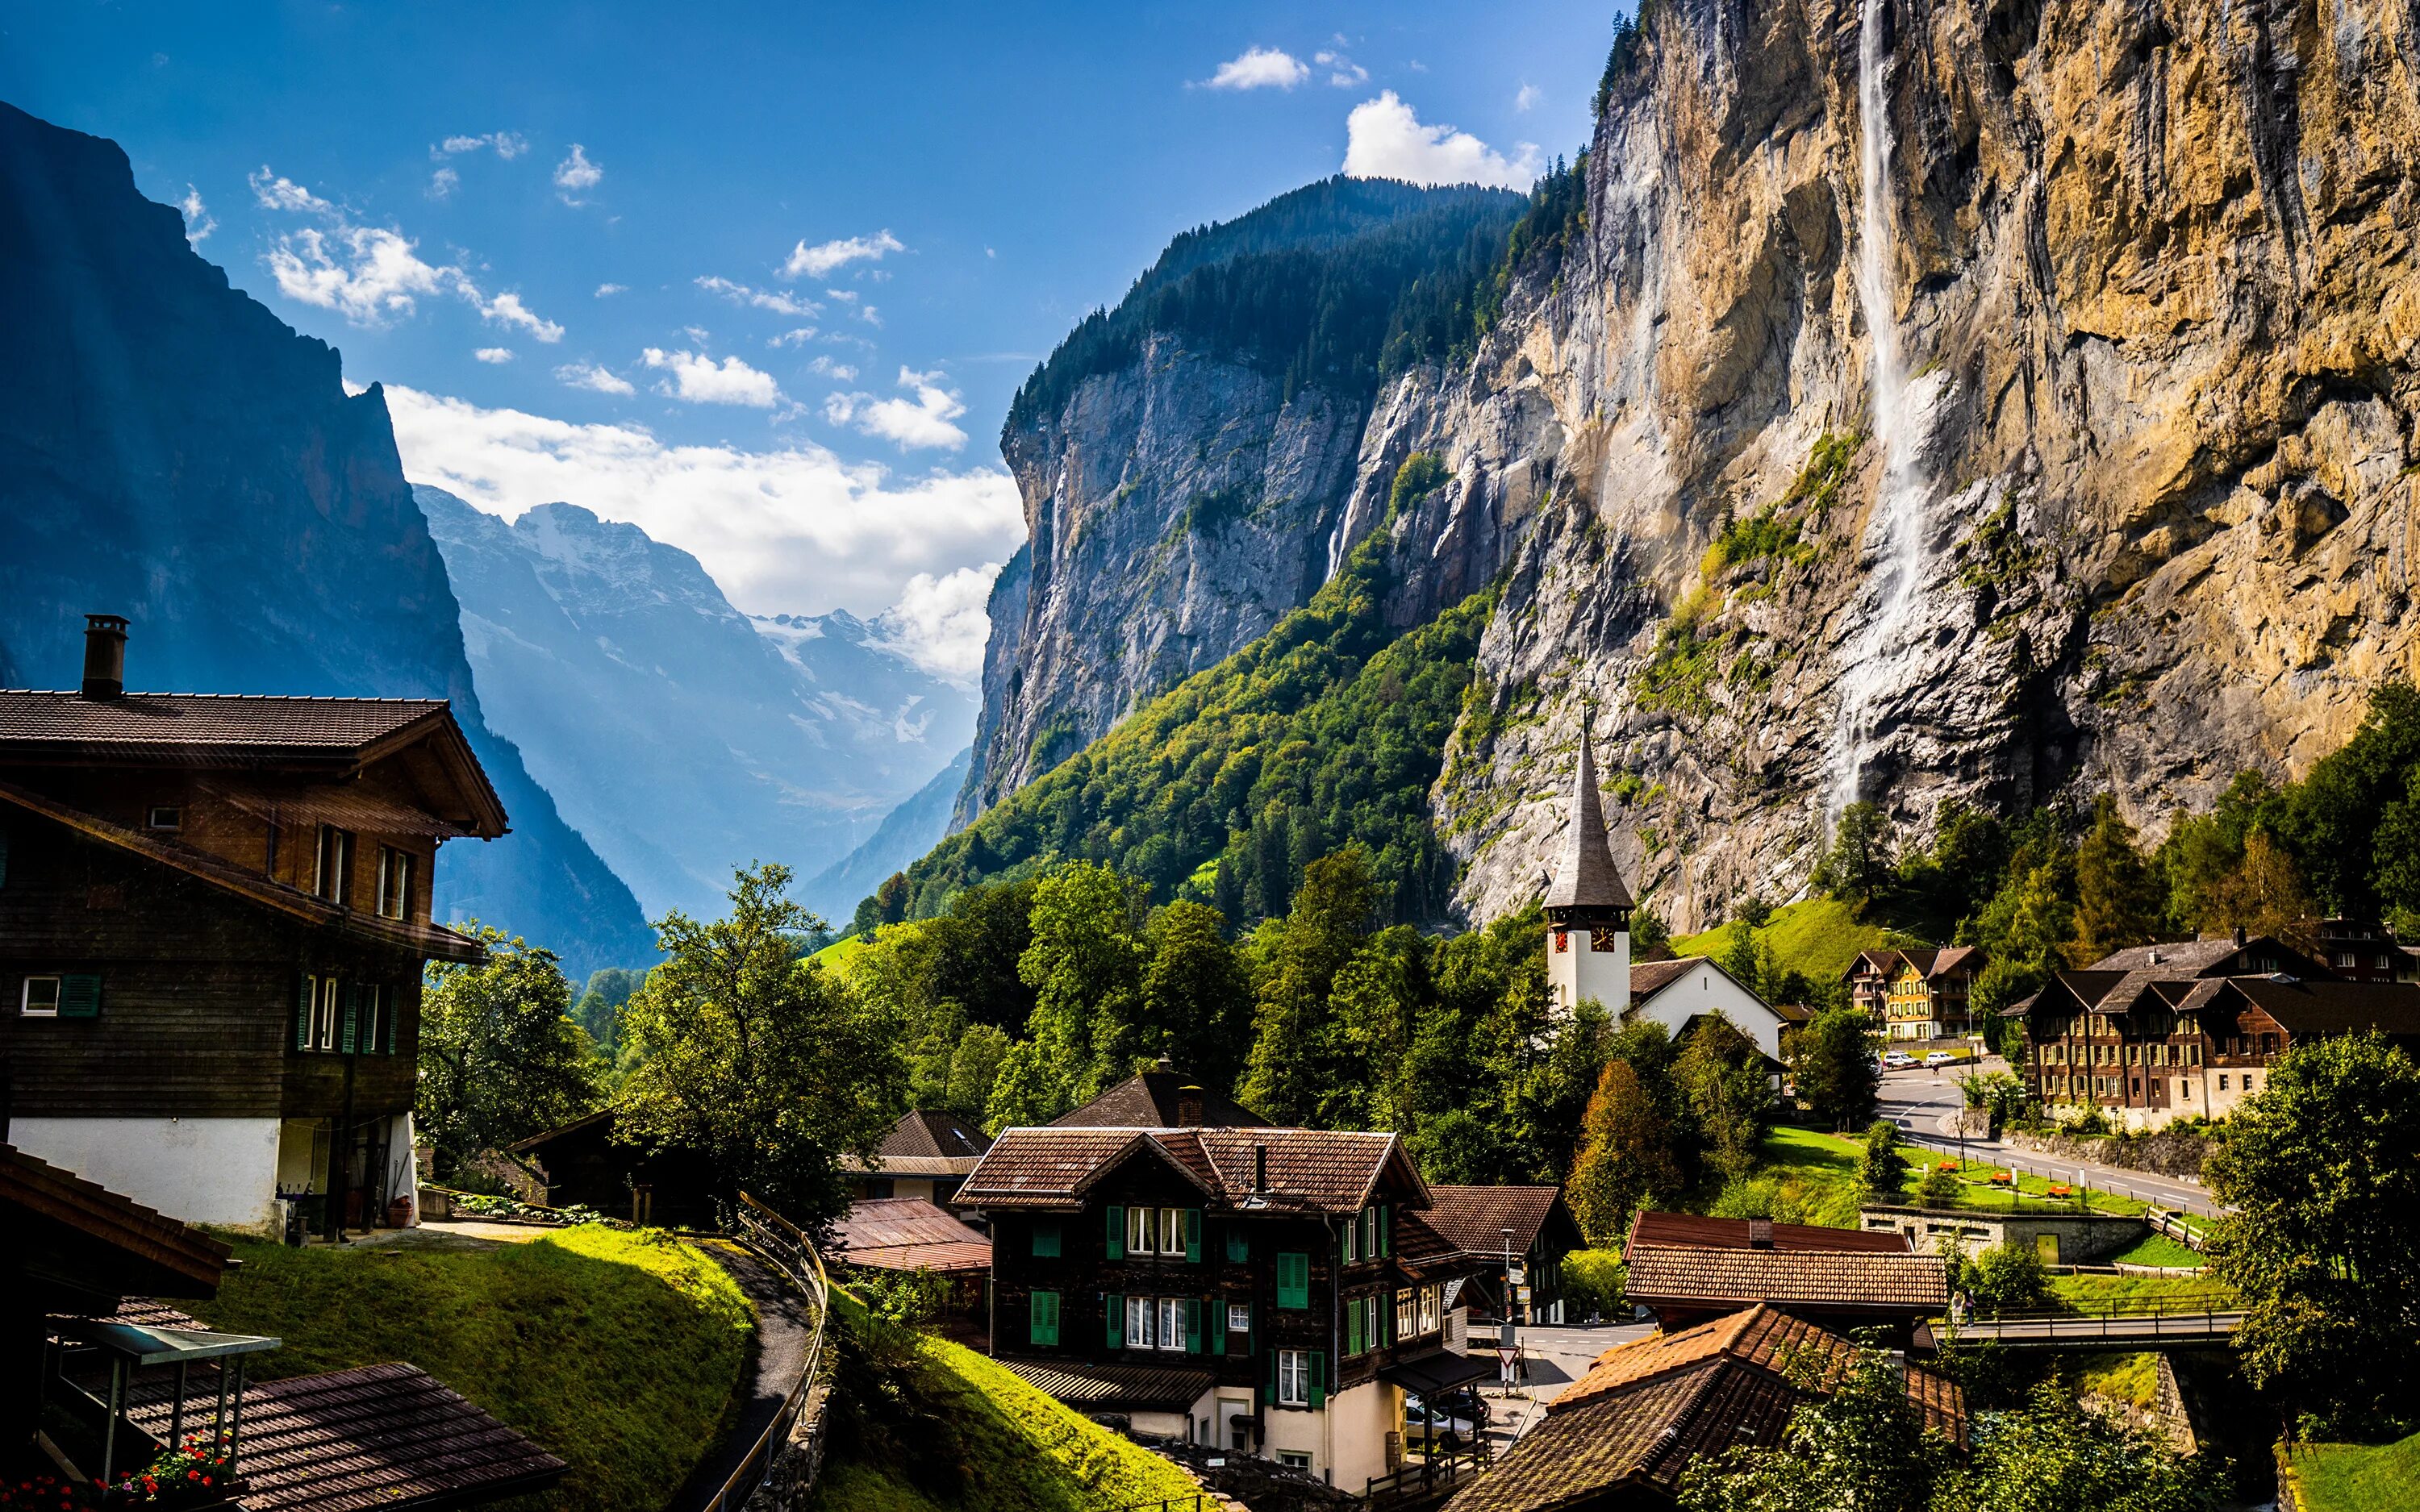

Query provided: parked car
[1402,1394,1484,1451]
[1923,1051,1956,1068]
[1883,1051,1917,1069]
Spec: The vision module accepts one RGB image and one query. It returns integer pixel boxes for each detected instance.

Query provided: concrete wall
[12,1114,281,1230]
[1859,1205,2147,1265]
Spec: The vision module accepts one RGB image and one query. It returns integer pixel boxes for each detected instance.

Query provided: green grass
[198,1225,753,1512]
[2047,1272,2238,1313]
[815,935,870,971]
[2069,1352,2159,1411]
[1673,897,1907,986]
[2293,1431,2420,1512]
[809,1293,1199,1512]
[1744,1129,2151,1227]
[2105,1233,2203,1269]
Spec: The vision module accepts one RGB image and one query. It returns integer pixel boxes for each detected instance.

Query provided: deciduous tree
[1791,1006,1880,1131]
[1567,1060,1684,1244]
[417,928,603,1181]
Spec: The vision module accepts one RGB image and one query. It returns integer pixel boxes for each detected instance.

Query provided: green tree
[1140,900,1254,1093]
[987,862,1150,1126]
[1677,1347,1950,1512]
[1959,1243,2050,1317]
[1674,1014,1771,1184]
[417,928,604,1181]
[571,965,647,1060]
[2280,681,2420,917]
[1791,1006,1880,1131]
[2202,831,2314,939]
[1240,849,1378,1123]
[941,1023,1012,1123]
[1930,1381,2221,1512]
[1814,802,1894,905]
[616,864,904,1227]
[1567,1060,1684,1244]
[1859,1119,1906,1199]
[2205,1032,2420,1435]
[2069,797,2163,965]
[1325,925,1433,1130]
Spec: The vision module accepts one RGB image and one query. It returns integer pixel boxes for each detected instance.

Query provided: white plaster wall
[1264,1405,1327,1477]
[12,1116,281,1231]
[390,1112,421,1224]
[1548,927,1629,1021]
[1129,1409,1189,1439]
[1325,1378,1400,1491]
[1632,961,1787,1060]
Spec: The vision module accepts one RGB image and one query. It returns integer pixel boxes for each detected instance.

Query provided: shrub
[1859,1120,1907,1198]
[1917,1166,1963,1209]
[1962,1243,2051,1317]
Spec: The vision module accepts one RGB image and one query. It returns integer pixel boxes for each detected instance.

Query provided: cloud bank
[1341,91,1540,190]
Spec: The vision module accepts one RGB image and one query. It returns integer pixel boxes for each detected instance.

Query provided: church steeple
[1543,714,1633,923]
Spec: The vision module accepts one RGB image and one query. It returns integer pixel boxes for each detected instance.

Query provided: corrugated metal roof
[994,1356,1216,1411]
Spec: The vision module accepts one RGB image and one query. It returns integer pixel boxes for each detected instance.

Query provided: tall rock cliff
[419,486,974,920]
[0,101,657,977]
[960,0,2420,931]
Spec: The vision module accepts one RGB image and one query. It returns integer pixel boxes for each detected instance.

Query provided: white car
[1923,1051,1956,1068]
[1882,1051,1917,1069]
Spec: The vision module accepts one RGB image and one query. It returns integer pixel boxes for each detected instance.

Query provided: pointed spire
[1544,708,1634,912]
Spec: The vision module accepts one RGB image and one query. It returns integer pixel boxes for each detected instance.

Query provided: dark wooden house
[1424,1185,1586,1325]
[953,1120,1490,1489]
[840,1109,995,1204]
[0,616,505,1235]
[507,1107,723,1227]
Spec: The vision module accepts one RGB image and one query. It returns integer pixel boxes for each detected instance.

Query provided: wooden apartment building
[0,616,505,1234]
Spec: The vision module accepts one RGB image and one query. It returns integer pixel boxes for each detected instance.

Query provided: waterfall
[1825,0,1930,819]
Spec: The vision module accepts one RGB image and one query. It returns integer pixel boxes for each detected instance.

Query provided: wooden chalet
[840,1108,995,1204]
[1443,1305,1965,1512]
[1842,947,1988,1041]
[953,1088,1494,1490]
[2014,933,2420,1127]
[0,616,506,1236]
[1618,1212,1948,1343]
[1423,1185,1585,1325]
[832,1196,992,1348]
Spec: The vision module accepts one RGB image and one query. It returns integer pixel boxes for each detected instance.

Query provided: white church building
[1543,731,1791,1063]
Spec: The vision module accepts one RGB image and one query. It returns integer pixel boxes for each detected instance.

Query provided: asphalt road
[1473,1322,1655,1449]
[1875,1058,2225,1217]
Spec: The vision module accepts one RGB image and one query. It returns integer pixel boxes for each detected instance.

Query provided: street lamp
[1500,1226,1517,1397]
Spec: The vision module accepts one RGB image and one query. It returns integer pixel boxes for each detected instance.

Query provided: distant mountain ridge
[418,487,974,919]
[0,99,653,978]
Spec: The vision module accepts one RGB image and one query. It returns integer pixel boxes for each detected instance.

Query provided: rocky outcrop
[0,101,655,977]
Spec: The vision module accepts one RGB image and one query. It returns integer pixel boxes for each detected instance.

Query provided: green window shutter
[1210,1301,1226,1356]
[1033,1220,1062,1258]
[384,987,398,1054]
[1278,1252,1308,1310]
[1107,1293,1124,1349]
[295,975,312,1051]
[1347,1297,1364,1356]
[1187,1208,1203,1263]
[1106,1205,1125,1260]
[1226,1227,1250,1263]
[1264,1350,1277,1406]
[1030,1290,1059,1347]
[1185,1297,1201,1355]
[340,983,359,1052]
[1309,1351,1326,1409]
[59,974,101,1018]
[1379,1203,1391,1258]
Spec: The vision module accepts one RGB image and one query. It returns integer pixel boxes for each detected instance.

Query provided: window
[360,984,390,1055]
[1032,1220,1062,1258]
[1276,1252,1309,1310]
[2218,1075,2230,1091]
[2244,1074,2258,1091]
[21,976,60,1017]
[1277,1452,1312,1471]
[1227,1302,1251,1334]
[2336,951,2355,968]
[1127,1296,1154,1350]
[1129,1206,1152,1255]
[314,826,354,905]
[304,973,343,1052]
[1343,1216,1359,1264]
[1160,1207,1183,1256]
[375,847,415,920]
[1396,1288,1417,1342]
[1419,1285,1440,1335]
[146,805,182,831]
[1278,1350,1311,1407]
[1028,1290,1060,1347]
[1158,1297,1187,1352]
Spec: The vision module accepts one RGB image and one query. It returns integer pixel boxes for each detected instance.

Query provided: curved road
[666,1241,818,1512]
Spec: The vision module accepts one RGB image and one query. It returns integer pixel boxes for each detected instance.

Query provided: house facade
[1842,947,1986,1040]
[0,616,505,1233]
[954,1122,1488,1489]
[1625,957,1790,1064]
[1423,1185,1585,1325]
[2014,936,2420,1128]
[841,1108,995,1204]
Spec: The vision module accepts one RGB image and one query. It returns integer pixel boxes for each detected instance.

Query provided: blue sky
[2,2,1615,677]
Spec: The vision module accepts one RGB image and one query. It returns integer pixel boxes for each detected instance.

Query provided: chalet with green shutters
[0,616,506,1238]
[953,1089,1496,1490]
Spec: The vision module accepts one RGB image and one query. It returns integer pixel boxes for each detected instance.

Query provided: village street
[1876,1060,2225,1218]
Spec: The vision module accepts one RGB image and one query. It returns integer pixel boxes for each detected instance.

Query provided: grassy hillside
[2292,1432,2420,1512]
[198,1225,752,1512]
[1671,896,1913,984]
[808,1293,1199,1512]
[885,535,1492,926]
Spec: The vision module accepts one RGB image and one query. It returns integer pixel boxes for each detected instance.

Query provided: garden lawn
[2047,1272,2238,1313]
[810,1293,1199,1512]
[2105,1233,2203,1268]
[2290,1432,2420,1512]
[1745,1129,2151,1228]
[198,1224,753,1512]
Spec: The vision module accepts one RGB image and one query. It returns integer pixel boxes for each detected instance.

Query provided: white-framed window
[375,847,415,920]
[361,983,388,1053]
[315,826,355,905]
[145,805,182,831]
[1277,1349,1311,1407]
[1228,1302,1251,1334]
[1396,1287,1417,1342]
[307,974,343,1051]
[1277,1452,1312,1471]
[1158,1297,1187,1352]
[21,976,61,1017]
[1419,1284,1440,1335]
[1160,1207,1182,1256]
[1128,1206,1153,1255]
[1126,1295,1154,1350]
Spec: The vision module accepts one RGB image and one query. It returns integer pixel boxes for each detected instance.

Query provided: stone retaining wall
[2005,1127,2214,1181]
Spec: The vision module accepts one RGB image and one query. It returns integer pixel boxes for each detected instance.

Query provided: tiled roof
[1627,1212,1913,1254]
[0,691,449,759]
[994,1356,1217,1412]
[2,1143,231,1298]
[1623,1243,1949,1314]
[1552,1305,1857,1412]
[1424,1186,1569,1256]
[835,1198,992,1268]
[955,1125,1419,1215]
[843,1240,993,1273]
[1543,731,1634,911]
[1628,957,1700,998]
[2084,938,2264,974]
[882,1110,994,1160]
[126,1361,566,1512]
[2222,977,2420,1038]
[1049,1062,1269,1128]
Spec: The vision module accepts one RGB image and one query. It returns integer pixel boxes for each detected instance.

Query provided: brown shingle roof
[1552,1305,1856,1412]
[2084,937,2291,975]
[836,1197,990,1253]
[882,1110,994,1160]
[2220,977,2420,1039]
[955,1126,1422,1215]
[1627,957,1699,997]
[1627,1212,1912,1254]
[1622,1243,1949,1315]
[1543,731,1634,911]
[0,690,449,757]
[1424,1186,1572,1256]
[1049,1062,1269,1128]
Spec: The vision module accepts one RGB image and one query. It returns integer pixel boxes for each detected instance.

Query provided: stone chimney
[1746,1218,1775,1249]
[1253,1143,1268,1193]
[1176,1083,1205,1127]
[81,614,127,700]
[2234,925,2247,947]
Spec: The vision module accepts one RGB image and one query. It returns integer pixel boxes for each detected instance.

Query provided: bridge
[1942,1306,2243,1349]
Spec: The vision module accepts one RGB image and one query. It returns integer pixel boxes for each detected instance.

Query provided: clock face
[1591,926,1623,954]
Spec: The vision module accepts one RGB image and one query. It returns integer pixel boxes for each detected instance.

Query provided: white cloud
[479,291,564,343]
[870,564,1003,685]
[474,347,515,364]
[768,327,820,348]
[805,355,857,381]
[1205,47,1310,90]
[642,348,783,407]
[1313,50,1368,87]
[595,282,628,298]
[428,165,461,198]
[1516,83,1542,113]
[178,186,215,245]
[780,230,903,279]
[438,131,528,160]
[381,384,1024,631]
[1341,91,1541,189]
[823,367,967,451]
[248,167,328,214]
[555,361,636,396]
[855,303,882,327]
[553,144,603,203]
[697,275,820,319]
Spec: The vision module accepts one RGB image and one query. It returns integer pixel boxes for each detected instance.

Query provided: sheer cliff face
[1429,0,2420,927]
[0,101,655,976]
